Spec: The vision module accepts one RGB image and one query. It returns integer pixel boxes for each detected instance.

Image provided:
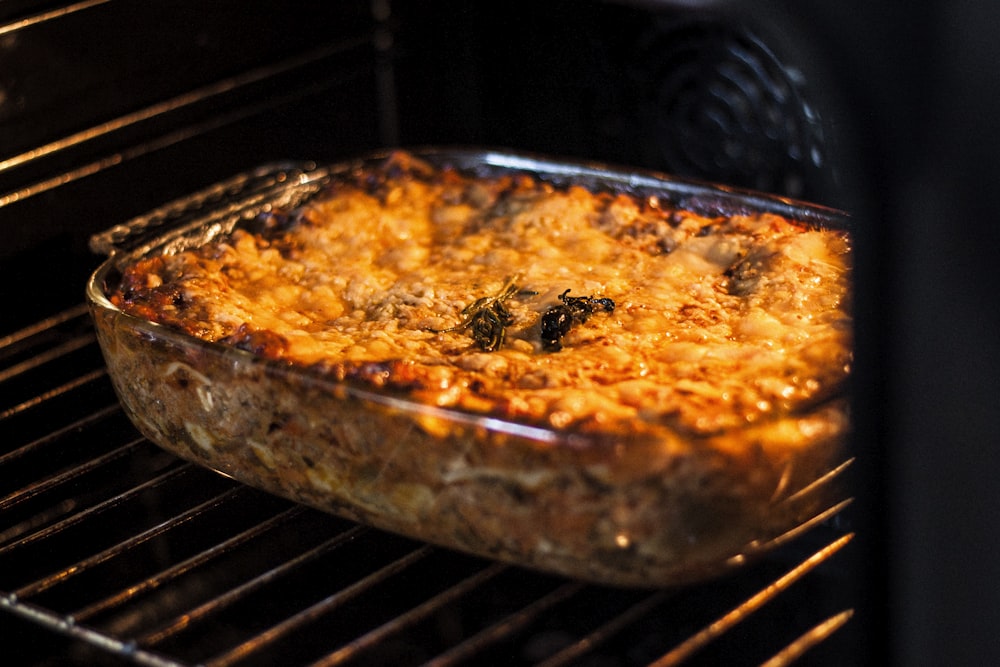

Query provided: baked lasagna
[94,150,852,586]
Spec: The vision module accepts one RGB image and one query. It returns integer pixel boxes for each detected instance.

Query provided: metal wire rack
[0,306,856,666]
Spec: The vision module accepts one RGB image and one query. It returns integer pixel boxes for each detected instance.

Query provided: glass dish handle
[88,161,323,262]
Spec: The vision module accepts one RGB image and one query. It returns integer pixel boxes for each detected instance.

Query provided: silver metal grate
[0,307,856,666]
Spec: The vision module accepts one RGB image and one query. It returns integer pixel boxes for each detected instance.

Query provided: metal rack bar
[0,304,90,357]
[649,533,855,666]
[14,485,249,600]
[204,544,435,667]
[137,525,371,649]
[0,461,191,552]
[0,332,96,385]
[0,368,107,422]
[0,403,120,468]
[535,590,672,667]
[760,610,855,667]
[423,580,587,667]
[312,561,511,667]
[72,505,307,623]
[0,436,144,514]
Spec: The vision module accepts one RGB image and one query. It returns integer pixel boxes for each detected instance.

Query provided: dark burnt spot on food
[114,257,167,303]
[218,324,289,357]
[358,169,386,194]
[269,412,292,430]
[667,210,685,227]
[477,175,543,219]
[353,151,439,198]
[724,246,776,297]
[500,479,529,503]
[656,235,678,255]
[600,211,682,256]
[330,360,427,392]
[462,181,494,209]
[245,208,309,237]
[171,289,189,308]
[271,238,300,260]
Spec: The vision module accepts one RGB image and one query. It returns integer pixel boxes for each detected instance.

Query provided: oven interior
[3,0,998,664]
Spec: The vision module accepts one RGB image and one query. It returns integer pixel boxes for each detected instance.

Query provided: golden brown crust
[111,152,851,444]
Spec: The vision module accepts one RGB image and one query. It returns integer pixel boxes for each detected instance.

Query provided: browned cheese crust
[112,153,852,454]
[100,151,852,585]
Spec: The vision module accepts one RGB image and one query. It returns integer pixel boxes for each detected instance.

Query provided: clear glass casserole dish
[86,148,853,587]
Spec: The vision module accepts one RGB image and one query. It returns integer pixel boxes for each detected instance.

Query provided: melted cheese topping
[113,155,852,440]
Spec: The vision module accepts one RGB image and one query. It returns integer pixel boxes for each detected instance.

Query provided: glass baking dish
[86,148,852,587]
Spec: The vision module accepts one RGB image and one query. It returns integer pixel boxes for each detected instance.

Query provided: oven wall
[389,1,849,207]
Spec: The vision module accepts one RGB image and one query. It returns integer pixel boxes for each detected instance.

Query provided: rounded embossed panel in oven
[627,16,827,200]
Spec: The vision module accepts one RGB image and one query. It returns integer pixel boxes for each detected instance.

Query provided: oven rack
[0,306,856,666]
